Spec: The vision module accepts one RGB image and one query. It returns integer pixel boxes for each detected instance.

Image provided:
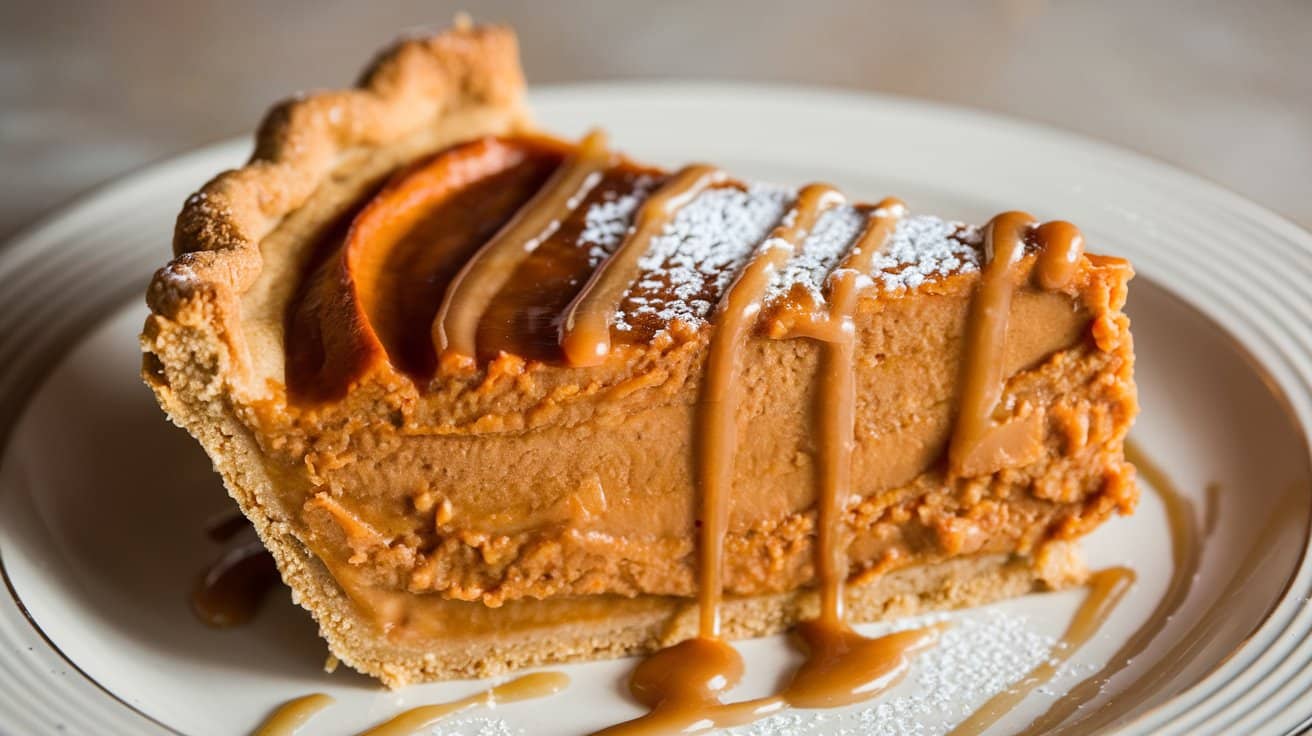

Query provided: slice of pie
[142,22,1137,688]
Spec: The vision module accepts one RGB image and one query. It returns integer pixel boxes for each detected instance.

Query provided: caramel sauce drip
[767,197,944,712]
[810,198,905,623]
[949,211,1036,477]
[434,129,612,368]
[947,567,1135,736]
[593,637,784,735]
[696,183,844,638]
[1015,440,1203,734]
[358,672,569,736]
[599,188,944,734]
[948,211,1086,477]
[594,625,940,734]
[191,520,279,628]
[785,623,943,708]
[772,197,949,712]
[1033,220,1086,290]
[249,693,334,736]
[560,164,725,366]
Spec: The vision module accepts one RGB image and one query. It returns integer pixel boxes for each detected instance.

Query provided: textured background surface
[1,0,1309,240]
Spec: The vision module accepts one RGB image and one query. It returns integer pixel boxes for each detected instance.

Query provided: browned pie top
[282,133,1018,403]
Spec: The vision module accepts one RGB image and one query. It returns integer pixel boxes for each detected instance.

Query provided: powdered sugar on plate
[725,609,1076,736]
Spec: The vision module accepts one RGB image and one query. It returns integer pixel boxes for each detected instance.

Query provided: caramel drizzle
[594,637,784,735]
[594,624,940,735]
[589,185,842,735]
[775,198,948,710]
[192,518,279,628]
[433,129,611,366]
[948,212,1085,477]
[697,182,844,637]
[358,672,569,736]
[1014,440,1203,734]
[595,188,951,734]
[560,164,726,366]
[947,567,1136,736]
[1033,220,1086,290]
[247,674,567,736]
[250,693,334,736]
[808,197,905,624]
[606,202,1089,731]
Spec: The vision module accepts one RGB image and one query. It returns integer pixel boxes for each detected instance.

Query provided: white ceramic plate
[1,84,1311,736]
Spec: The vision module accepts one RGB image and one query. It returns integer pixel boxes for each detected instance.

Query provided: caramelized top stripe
[349,140,561,378]
[696,182,844,638]
[283,183,391,404]
[285,139,563,401]
[282,136,996,401]
[560,164,726,366]
[433,129,612,368]
[475,164,663,363]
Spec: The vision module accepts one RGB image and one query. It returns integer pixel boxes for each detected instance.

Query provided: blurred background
[1,0,1308,240]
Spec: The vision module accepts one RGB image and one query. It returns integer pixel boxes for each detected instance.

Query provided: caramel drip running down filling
[250,693,334,736]
[949,212,1085,477]
[433,129,612,368]
[1033,220,1086,291]
[595,193,955,734]
[593,185,845,735]
[560,164,726,366]
[697,182,844,638]
[806,197,905,625]
[780,197,954,710]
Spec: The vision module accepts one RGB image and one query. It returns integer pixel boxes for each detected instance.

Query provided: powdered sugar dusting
[766,204,868,302]
[726,609,1086,736]
[429,716,520,735]
[871,216,983,293]
[583,181,985,334]
[581,177,657,266]
[615,184,791,332]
